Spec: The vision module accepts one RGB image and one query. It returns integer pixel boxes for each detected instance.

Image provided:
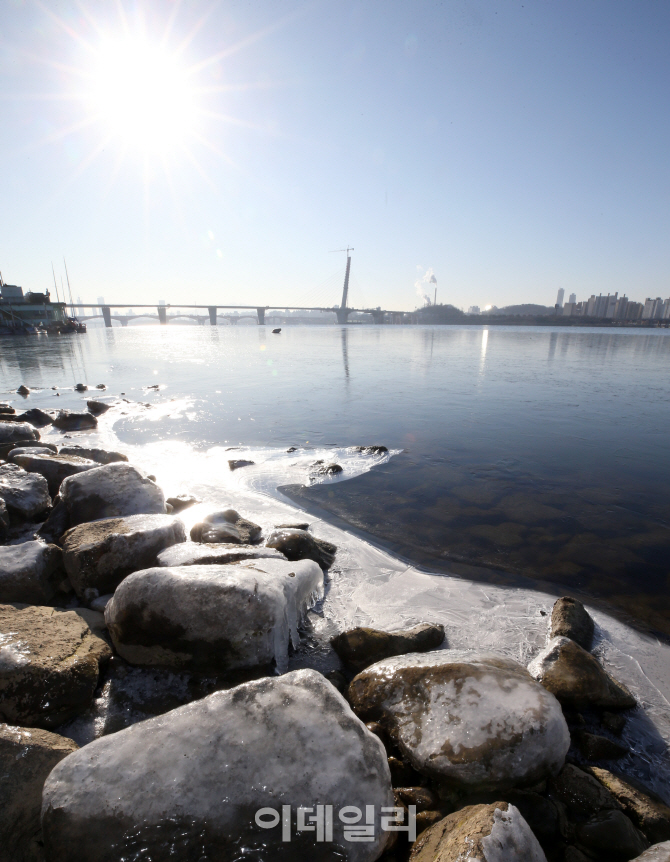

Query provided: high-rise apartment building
[568,293,576,304]
[556,288,565,307]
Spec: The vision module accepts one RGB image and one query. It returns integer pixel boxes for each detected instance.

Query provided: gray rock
[58,463,166,528]
[348,651,570,791]
[105,558,324,674]
[165,494,199,513]
[228,458,254,470]
[156,541,285,568]
[331,623,445,672]
[0,724,78,862]
[0,464,51,520]
[0,500,8,538]
[550,597,595,650]
[42,670,393,862]
[0,541,65,604]
[351,445,389,455]
[17,385,30,396]
[409,802,547,862]
[632,843,670,861]
[0,421,39,444]
[0,604,111,728]
[266,528,337,568]
[62,514,187,599]
[88,594,113,612]
[52,411,97,431]
[0,405,15,414]
[312,462,343,475]
[74,383,87,392]
[0,439,55,460]
[85,400,109,416]
[190,509,262,544]
[12,453,99,497]
[586,767,670,844]
[577,809,649,858]
[15,408,53,428]
[8,446,58,459]
[57,445,128,465]
[528,636,636,710]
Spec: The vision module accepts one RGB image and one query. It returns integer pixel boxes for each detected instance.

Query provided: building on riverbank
[0,283,73,332]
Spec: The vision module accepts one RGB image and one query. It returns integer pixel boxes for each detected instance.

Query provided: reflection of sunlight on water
[477,327,488,381]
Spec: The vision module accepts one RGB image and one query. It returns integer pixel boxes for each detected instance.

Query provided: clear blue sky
[1,0,668,311]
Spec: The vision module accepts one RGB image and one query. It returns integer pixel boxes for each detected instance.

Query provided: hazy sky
[1,0,668,312]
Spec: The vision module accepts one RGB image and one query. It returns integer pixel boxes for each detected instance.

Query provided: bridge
[71,250,413,327]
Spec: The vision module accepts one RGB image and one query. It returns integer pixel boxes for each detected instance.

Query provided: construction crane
[330,247,354,309]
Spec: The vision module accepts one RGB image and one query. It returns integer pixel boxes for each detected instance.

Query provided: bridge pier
[336,308,351,324]
[257,308,265,325]
[102,306,112,328]
[208,306,217,326]
[229,317,238,325]
[157,306,168,325]
[120,318,128,327]
[371,310,385,324]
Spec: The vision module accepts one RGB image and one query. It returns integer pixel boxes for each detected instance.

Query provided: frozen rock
[15,408,53,428]
[633,844,670,862]
[0,604,111,728]
[228,458,254,470]
[8,446,58,459]
[190,508,262,544]
[550,596,595,650]
[548,763,621,817]
[0,439,55,460]
[0,464,51,520]
[409,802,547,862]
[12,453,99,497]
[0,421,39,444]
[157,541,285,567]
[57,463,166,529]
[348,651,570,791]
[0,541,65,604]
[52,411,97,431]
[62,514,186,600]
[165,493,199,513]
[266,528,337,568]
[0,724,78,862]
[577,809,649,858]
[85,400,109,416]
[528,636,636,710]
[587,767,670,844]
[331,623,445,671]
[58,445,128,465]
[105,558,324,673]
[42,669,392,862]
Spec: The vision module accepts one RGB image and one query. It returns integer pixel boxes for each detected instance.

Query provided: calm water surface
[2,324,669,634]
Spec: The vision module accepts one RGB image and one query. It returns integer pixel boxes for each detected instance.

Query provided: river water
[2,324,670,794]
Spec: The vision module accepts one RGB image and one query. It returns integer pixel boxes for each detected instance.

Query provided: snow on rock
[410,802,547,862]
[0,463,51,520]
[0,421,39,444]
[156,540,285,567]
[105,558,324,673]
[348,651,570,791]
[633,843,670,861]
[62,514,187,600]
[58,462,166,528]
[12,452,99,497]
[42,669,393,862]
[0,541,65,604]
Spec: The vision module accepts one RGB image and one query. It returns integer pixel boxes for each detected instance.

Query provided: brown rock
[551,597,595,650]
[331,623,445,672]
[266,528,337,568]
[577,809,649,859]
[631,843,670,861]
[190,509,262,545]
[0,724,78,862]
[58,446,128,465]
[86,400,110,416]
[395,787,441,812]
[574,729,628,760]
[586,767,670,844]
[548,763,621,818]
[52,411,97,431]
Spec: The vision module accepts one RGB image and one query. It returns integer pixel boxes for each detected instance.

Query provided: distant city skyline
[1,1,670,311]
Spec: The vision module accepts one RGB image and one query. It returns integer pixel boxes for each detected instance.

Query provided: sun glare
[89,38,196,156]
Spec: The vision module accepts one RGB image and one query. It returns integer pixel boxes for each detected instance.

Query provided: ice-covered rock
[528,636,636,710]
[331,623,445,671]
[587,767,670,844]
[8,445,58,459]
[0,421,39,444]
[42,669,393,862]
[550,596,595,650]
[52,411,97,431]
[12,452,99,497]
[266,528,337,568]
[62,514,187,599]
[348,651,570,791]
[58,445,127,465]
[190,508,262,544]
[165,493,199,513]
[57,462,166,528]
[633,843,670,861]
[156,541,285,567]
[0,724,78,862]
[0,464,51,520]
[0,439,55,460]
[409,802,547,862]
[0,604,111,728]
[0,541,65,604]
[105,558,324,673]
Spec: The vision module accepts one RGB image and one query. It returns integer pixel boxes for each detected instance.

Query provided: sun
[88,36,197,157]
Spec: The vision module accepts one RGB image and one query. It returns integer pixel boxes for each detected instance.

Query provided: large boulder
[550,597,595,650]
[0,464,51,520]
[331,623,445,672]
[576,809,649,859]
[587,767,670,844]
[190,509,262,544]
[57,463,166,528]
[15,408,53,428]
[0,439,55,460]
[62,514,187,600]
[42,670,393,862]
[0,724,78,862]
[548,763,621,818]
[0,604,111,728]
[8,446,58,459]
[105,558,324,673]
[633,844,670,861]
[265,528,337,568]
[52,411,97,431]
[0,421,39,444]
[0,541,65,604]
[528,637,636,710]
[12,453,99,497]
[409,802,547,862]
[156,541,285,567]
[348,651,570,791]
[58,445,127,465]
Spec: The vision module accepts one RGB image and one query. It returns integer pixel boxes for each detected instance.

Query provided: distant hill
[416,303,465,321]
[492,304,554,316]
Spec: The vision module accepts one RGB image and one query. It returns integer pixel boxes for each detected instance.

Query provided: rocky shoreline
[1,402,670,861]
